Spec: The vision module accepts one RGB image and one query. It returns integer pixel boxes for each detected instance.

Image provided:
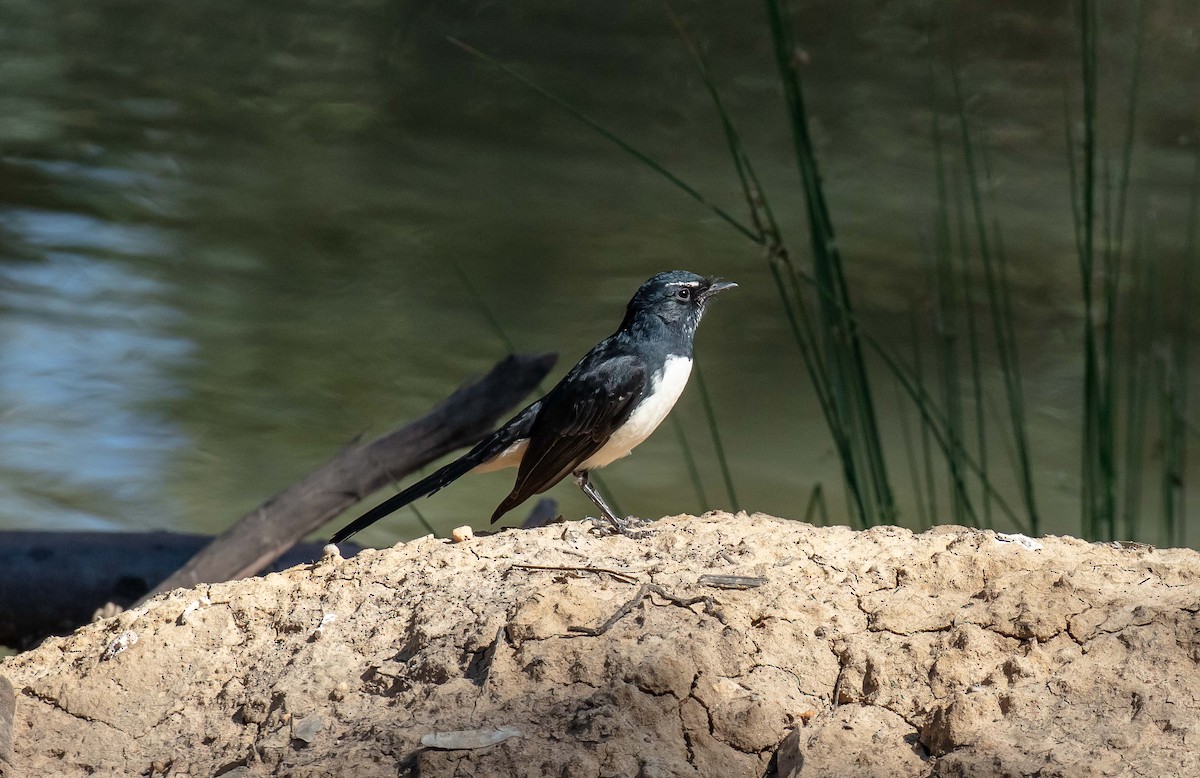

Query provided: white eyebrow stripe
[665,280,701,287]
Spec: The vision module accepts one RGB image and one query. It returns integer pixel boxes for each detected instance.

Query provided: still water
[1,1,1197,547]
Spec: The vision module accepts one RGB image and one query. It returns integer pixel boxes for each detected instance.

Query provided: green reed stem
[947,41,1039,534]
[764,0,896,526]
[446,37,758,245]
[669,6,866,525]
[804,482,830,526]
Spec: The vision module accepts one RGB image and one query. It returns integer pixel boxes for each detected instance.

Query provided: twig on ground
[568,583,722,637]
[698,574,768,590]
[508,564,640,584]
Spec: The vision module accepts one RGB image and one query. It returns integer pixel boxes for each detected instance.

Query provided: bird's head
[621,270,737,336]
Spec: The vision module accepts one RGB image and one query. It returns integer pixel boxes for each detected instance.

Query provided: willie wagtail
[329,270,735,543]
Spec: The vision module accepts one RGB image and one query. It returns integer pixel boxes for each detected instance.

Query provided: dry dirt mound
[2,513,1199,777]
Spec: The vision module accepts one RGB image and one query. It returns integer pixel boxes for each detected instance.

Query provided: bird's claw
[589,514,654,539]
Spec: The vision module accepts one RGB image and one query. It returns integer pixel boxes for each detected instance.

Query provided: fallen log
[144,352,555,599]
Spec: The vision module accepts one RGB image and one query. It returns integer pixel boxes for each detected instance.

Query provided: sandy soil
[2,513,1198,777]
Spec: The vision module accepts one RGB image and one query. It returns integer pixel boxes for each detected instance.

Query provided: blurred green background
[1,0,1196,548]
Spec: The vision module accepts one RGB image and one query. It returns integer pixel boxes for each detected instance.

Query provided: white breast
[580,354,693,470]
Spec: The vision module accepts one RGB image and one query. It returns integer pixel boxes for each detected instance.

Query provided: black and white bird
[329,270,735,543]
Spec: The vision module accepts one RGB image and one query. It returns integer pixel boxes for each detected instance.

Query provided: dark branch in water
[141,352,556,601]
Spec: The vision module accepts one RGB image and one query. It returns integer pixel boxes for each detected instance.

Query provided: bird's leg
[572,471,645,536]
[572,471,620,524]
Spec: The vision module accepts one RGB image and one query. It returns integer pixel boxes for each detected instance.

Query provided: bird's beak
[701,279,738,300]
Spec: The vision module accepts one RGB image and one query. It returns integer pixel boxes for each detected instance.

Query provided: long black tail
[329,400,541,544]
[329,453,483,544]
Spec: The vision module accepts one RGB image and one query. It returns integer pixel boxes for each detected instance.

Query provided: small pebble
[101,629,139,661]
[451,525,474,543]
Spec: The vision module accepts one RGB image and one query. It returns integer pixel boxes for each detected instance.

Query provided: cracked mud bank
[2,513,1200,777]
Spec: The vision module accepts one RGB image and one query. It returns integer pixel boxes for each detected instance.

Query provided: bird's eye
[674,287,692,302]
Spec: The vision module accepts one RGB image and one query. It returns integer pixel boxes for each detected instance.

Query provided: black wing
[490,349,647,522]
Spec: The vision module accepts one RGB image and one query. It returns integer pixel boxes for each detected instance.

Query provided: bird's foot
[590,514,654,539]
